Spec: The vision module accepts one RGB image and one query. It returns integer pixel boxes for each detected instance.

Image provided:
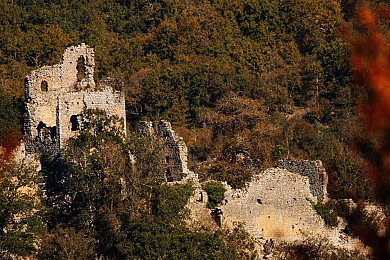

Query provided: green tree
[202,181,226,209]
[38,227,95,260]
[0,87,23,149]
[44,110,128,232]
[0,159,45,258]
[152,182,193,223]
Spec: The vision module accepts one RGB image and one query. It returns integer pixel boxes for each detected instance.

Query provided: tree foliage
[0,158,45,258]
[39,110,252,258]
[202,181,226,209]
[0,0,364,196]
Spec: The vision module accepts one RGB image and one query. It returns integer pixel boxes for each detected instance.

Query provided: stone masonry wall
[220,168,324,240]
[158,120,189,181]
[25,43,95,98]
[218,167,365,252]
[56,89,125,149]
[277,160,328,200]
[138,120,189,182]
[24,44,125,153]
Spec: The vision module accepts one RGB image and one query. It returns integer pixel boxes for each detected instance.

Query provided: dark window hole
[41,80,48,92]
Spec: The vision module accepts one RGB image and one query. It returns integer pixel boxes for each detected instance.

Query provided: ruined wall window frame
[41,80,48,92]
[70,115,80,131]
[76,56,86,82]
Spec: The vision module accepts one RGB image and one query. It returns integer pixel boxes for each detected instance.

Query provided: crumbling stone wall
[138,120,189,182]
[158,120,189,181]
[220,168,323,240]
[215,167,367,251]
[277,160,328,200]
[24,43,126,154]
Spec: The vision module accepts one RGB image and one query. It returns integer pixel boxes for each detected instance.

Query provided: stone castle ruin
[188,162,364,252]
[20,43,366,254]
[24,43,126,153]
[23,43,189,181]
[219,161,329,240]
[220,167,323,240]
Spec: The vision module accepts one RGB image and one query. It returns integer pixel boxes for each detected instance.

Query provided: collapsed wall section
[158,120,189,181]
[277,160,328,200]
[138,120,189,182]
[60,44,95,90]
[24,43,95,98]
[216,167,364,251]
[220,168,323,240]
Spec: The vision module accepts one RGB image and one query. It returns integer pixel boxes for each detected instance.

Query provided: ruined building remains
[278,159,328,200]
[24,43,126,153]
[187,159,343,245]
[217,160,329,240]
[217,166,363,251]
[138,120,190,182]
[220,167,324,240]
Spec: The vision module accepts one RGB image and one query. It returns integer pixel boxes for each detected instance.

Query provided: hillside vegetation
[0,0,377,198]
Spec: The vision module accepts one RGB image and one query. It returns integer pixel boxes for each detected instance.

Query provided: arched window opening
[76,56,86,81]
[70,115,79,131]
[41,80,48,92]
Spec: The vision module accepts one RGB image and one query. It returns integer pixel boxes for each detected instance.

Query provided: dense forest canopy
[1,0,390,258]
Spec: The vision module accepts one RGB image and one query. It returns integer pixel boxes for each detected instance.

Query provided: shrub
[152,182,194,223]
[202,181,226,209]
[310,200,339,227]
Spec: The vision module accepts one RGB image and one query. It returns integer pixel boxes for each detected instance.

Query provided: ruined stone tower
[24,43,126,153]
[138,120,190,182]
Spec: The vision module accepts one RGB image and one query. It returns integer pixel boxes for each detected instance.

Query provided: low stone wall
[278,160,328,200]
